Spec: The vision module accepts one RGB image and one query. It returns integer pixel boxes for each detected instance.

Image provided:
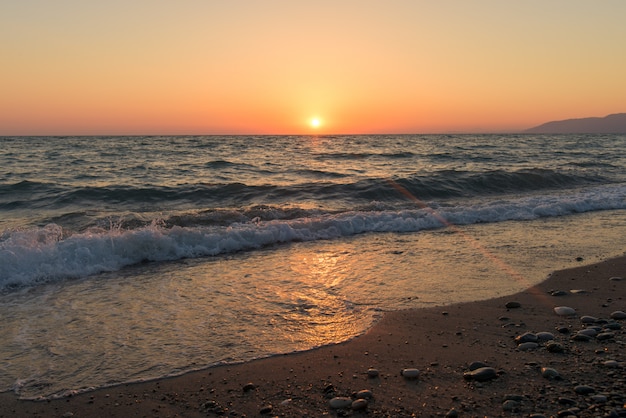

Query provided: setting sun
[310,118,321,129]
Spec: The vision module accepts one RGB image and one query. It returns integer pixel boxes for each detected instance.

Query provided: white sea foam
[1,184,624,290]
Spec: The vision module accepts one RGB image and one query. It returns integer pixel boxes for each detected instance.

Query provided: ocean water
[1,134,625,399]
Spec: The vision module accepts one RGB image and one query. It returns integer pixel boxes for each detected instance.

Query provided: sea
[1,134,625,399]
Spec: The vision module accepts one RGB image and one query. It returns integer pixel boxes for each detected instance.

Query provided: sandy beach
[1,255,624,418]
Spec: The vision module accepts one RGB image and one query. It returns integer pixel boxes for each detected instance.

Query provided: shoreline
[1,255,624,417]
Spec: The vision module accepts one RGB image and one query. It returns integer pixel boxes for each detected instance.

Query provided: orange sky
[2,1,625,135]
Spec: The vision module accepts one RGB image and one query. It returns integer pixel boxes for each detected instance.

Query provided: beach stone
[515,332,538,344]
[597,331,615,340]
[580,315,598,323]
[536,331,555,341]
[603,360,620,368]
[502,399,520,412]
[574,385,595,395]
[591,394,608,403]
[504,394,524,402]
[468,361,489,371]
[604,321,622,330]
[557,408,579,416]
[551,290,568,296]
[367,368,379,378]
[242,382,256,392]
[259,405,273,415]
[578,328,598,337]
[518,342,539,351]
[401,368,420,379]
[571,332,592,342]
[610,310,626,320]
[556,326,570,334]
[445,408,459,417]
[329,397,353,409]
[463,366,497,382]
[554,306,576,316]
[505,301,521,309]
[546,341,565,353]
[541,367,561,380]
[570,289,589,294]
[351,399,367,411]
[355,389,373,399]
[558,397,576,405]
[609,276,624,281]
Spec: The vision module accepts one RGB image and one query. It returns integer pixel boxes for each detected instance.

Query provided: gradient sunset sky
[2,1,625,135]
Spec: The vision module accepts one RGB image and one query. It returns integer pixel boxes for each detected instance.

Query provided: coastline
[1,255,624,417]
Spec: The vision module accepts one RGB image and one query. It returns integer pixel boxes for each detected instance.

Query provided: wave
[0,168,612,213]
[1,184,624,290]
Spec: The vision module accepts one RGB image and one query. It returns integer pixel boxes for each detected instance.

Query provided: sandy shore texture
[1,256,624,417]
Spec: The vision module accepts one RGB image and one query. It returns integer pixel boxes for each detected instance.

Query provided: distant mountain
[524,113,626,134]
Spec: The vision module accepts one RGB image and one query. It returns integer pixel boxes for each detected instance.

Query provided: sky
[1,1,626,135]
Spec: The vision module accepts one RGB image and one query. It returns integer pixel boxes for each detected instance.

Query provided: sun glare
[310,118,321,129]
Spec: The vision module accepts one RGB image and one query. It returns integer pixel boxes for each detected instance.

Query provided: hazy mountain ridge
[525,113,626,134]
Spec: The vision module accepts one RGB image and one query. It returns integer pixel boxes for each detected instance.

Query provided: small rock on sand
[329,397,352,409]
[351,399,368,410]
[610,310,626,320]
[401,368,420,379]
[463,367,497,382]
[554,306,576,316]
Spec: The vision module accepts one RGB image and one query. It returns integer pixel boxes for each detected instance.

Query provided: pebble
[515,332,538,343]
[574,385,595,395]
[603,360,620,368]
[597,331,615,340]
[518,342,539,351]
[505,301,521,309]
[445,408,459,417]
[502,399,520,411]
[609,276,624,281]
[468,361,489,371]
[546,341,565,353]
[580,315,598,323]
[551,290,568,296]
[578,328,598,337]
[604,321,622,330]
[541,367,561,380]
[355,389,373,399]
[570,289,589,294]
[351,399,368,410]
[242,382,256,392]
[536,331,555,341]
[554,306,576,316]
[556,326,570,334]
[329,397,353,409]
[367,368,379,378]
[463,366,497,382]
[610,310,626,320]
[259,405,273,415]
[571,332,592,342]
[591,394,608,403]
[401,368,420,379]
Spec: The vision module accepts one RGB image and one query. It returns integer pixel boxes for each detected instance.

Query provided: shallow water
[1,210,625,399]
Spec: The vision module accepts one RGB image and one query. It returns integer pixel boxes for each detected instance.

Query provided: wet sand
[1,255,624,417]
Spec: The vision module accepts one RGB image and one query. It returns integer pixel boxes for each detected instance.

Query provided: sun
[310,117,321,128]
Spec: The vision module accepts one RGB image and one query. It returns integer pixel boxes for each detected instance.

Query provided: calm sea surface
[1,134,625,398]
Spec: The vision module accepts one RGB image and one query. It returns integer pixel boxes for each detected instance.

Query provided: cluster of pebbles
[199,276,624,417]
[500,286,625,417]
